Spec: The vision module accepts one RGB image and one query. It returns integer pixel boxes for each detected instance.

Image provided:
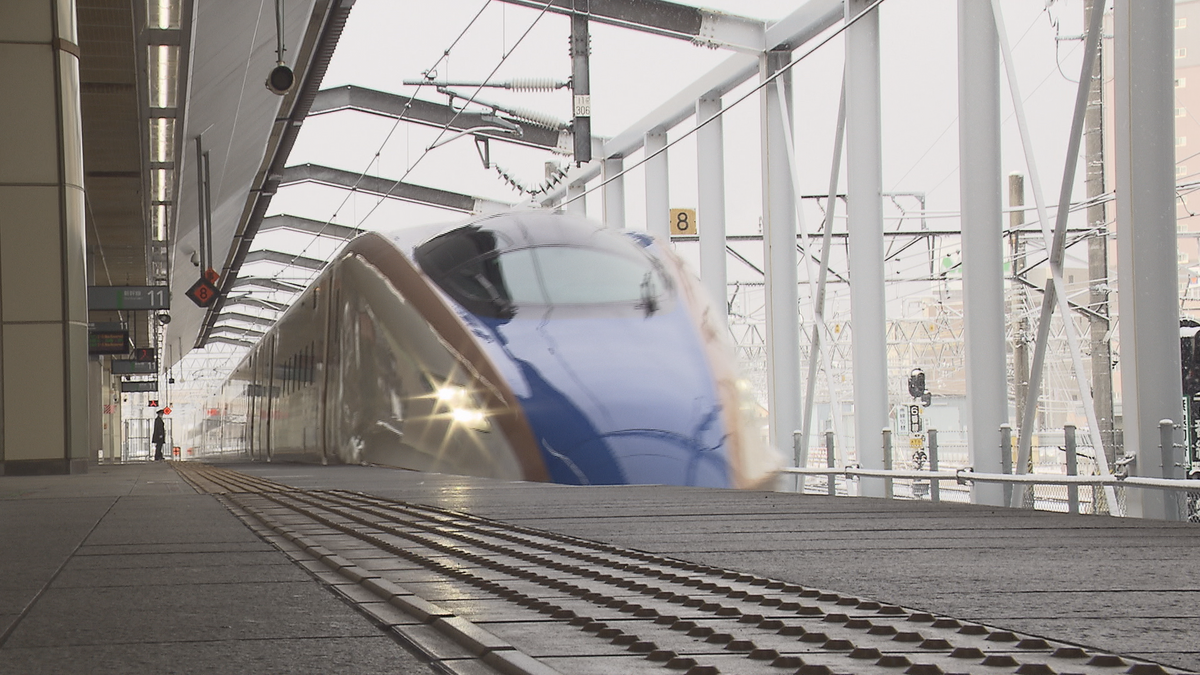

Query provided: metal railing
[785,423,1200,521]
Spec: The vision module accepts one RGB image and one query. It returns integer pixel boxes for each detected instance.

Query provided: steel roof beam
[280,163,510,214]
[243,249,327,272]
[310,85,570,152]
[211,325,267,339]
[222,295,288,313]
[541,0,843,206]
[260,214,363,240]
[601,0,842,160]
[495,0,766,52]
[207,336,256,349]
[231,277,306,294]
[215,312,277,328]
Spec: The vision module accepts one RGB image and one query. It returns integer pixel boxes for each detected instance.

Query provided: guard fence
[784,421,1200,522]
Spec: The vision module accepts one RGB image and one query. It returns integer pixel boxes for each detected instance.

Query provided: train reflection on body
[206,211,782,488]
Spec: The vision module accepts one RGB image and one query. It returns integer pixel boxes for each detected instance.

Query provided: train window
[417,224,667,318]
[528,247,663,306]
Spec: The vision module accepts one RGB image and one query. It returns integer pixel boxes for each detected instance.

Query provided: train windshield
[416,227,667,319]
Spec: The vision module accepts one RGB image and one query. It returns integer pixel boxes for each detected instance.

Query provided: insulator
[503,106,568,131]
[505,78,568,92]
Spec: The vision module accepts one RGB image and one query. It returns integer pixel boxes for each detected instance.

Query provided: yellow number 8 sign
[669,208,697,236]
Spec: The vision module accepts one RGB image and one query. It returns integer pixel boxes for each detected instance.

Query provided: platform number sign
[908,404,922,434]
[669,208,697,236]
[186,277,219,308]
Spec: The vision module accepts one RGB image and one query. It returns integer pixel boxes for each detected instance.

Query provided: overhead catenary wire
[559,0,891,210]
[263,0,503,282]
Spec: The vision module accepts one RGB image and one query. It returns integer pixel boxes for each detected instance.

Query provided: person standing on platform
[152,409,166,461]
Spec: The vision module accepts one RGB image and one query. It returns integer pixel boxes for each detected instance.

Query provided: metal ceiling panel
[163,0,340,363]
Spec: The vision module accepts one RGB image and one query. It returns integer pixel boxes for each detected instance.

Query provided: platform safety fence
[785,423,1200,521]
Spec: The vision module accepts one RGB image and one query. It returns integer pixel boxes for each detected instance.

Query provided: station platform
[1,461,1197,675]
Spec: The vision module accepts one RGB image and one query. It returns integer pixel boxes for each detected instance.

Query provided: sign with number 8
[669,208,697,236]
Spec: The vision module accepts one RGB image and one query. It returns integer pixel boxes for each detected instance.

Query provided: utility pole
[1085,0,1115,466]
[1009,173,1030,439]
[570,1,592,165]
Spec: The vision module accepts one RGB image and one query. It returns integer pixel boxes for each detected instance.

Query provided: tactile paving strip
[176,463,1194,675]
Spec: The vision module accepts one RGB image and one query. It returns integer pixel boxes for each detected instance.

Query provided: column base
[0,458,89,476]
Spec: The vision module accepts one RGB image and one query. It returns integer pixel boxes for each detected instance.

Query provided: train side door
[264,334,276,461]
[245,354,257,457]
[320,278,340,464]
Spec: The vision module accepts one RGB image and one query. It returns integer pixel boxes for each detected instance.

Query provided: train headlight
[437,385,491,432]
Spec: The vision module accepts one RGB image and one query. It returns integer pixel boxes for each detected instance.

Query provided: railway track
[176,463,1187,675]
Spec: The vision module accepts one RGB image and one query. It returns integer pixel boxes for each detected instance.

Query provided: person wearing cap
[152,409,166,461]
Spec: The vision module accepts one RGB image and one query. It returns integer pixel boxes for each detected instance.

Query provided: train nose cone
[489,306,732,487]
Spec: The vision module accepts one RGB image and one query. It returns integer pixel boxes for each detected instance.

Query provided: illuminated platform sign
[120,380,158,393]
[88,286,169,311]
[89,330,129,355]
[112,360,156,375]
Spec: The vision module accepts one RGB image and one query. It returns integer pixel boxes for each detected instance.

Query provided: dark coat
[152,416,166,444]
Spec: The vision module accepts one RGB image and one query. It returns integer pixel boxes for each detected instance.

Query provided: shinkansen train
[206,210,782,488]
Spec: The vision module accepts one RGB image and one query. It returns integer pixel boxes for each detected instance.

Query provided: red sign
[162,406,172,415]
[132,347,156,363]
[186,277,219,308]
[148,399,159,407]
[203,268,220,284]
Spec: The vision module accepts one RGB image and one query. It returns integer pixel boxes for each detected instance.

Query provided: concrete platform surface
[0,462,437,675]
[226,462,1200,672]
[4,460,1200,673]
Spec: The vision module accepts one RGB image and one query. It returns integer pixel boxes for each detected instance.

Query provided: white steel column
[1114,0,1182,519]
[566,182,586,217]
[696,96,727,318]
[958,1,1007,506]
[645,130,670,240]
[602,157,626,229]
[845,0,888,495]
[760,51,801,463]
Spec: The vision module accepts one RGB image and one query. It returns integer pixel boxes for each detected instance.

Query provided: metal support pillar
[1085,0,1115,468]
[1065,424,1079,515]
[645,129,670,241]
[958,0,1007,506]
[760,50,801,465]
[570,6,592,165]
[602,157,626,229]
[928,429,940,503]
[845,0,888,495]
[1009,174,1031,442]
[1000,424,1013,508]
[826,431,836,496]
[1114,0,1182,520]
[696,96,727,317]
[566,182,586,217]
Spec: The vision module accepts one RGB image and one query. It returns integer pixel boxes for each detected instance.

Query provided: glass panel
[148,0,180,29]
[148,45,178,108]
[496,249,545,305]
[532,247,662,305]
[150,118,174,163]
[152,204,169,241]
[152,168,173,202]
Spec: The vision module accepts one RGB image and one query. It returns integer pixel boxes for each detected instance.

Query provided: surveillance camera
[190,251,200,267]
[266,63,295,95]
[158,313,171,325]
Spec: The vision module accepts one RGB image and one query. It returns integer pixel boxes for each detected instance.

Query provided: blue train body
[208,211,780,489]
